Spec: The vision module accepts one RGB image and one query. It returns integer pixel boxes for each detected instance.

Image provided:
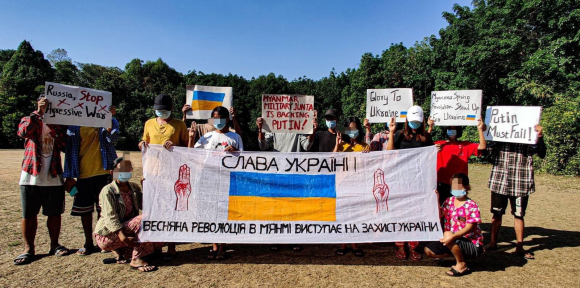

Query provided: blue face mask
[447,129,457,138]
[451,189,467,197]
[347,130,359,139]
[213,118,227,130]
[408,121,421,129]
[155,110,171,119]
[326,120,337,129]
[117,172,132,183]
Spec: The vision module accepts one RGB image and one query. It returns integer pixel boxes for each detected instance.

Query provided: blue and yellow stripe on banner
[228,172,336,221]
[400,111,407,118]
[466,115,476,120]
[191,91,226,111]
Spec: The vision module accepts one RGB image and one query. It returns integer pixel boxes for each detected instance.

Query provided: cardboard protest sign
[186,85,233,119]
[140,145,441,243]
[366,88,414,123]
[44,82,112,128]
[430,90,482,126]
[484,106,542,144]
[261,94,314,134]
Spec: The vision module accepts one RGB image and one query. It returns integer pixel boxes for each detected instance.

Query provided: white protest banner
[185,85,233,119]
[261,94,314,134]
[140,145,441,243]
[484,106,542,144]
[366,88,414,123]
[43,82,112,128]
[430,90,482,126]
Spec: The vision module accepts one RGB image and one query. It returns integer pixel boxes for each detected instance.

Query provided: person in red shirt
[435,120,486,205]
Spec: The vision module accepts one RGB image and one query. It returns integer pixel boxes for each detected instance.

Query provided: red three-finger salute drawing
[373,169,390,213]
[174,164,192,211]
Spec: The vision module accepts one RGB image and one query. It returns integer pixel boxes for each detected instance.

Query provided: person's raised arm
[307,110,319,143]
[256,117,267,150]
[230,107,243,139]
[477,119,487,150]
[364,118,373,145]
[427,117,434,134]
[182,104,191,122]
[535,125,546,159]
[333,133,343,152]
[386,118,397,151]
[188,121,197,148]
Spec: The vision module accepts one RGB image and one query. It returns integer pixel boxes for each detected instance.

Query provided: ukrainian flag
[400,111,407,118]
[227,172,336,222]
[466,115,476,120]
[191,91,226,111]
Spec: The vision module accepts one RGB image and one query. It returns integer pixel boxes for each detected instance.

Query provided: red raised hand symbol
[373,169,390,212]
[174,164,192,211]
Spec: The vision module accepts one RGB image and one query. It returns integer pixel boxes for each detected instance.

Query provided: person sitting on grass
[424,173,484,277]
[94,156,163,272]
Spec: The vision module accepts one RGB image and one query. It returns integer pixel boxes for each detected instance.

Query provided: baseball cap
[324,108,339,119]
[153,94,173,111]
[406,106,424,122]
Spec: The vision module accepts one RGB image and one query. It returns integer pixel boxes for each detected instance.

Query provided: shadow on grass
[153,224,580,272]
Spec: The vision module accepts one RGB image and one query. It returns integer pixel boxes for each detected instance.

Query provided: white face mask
[155,110,171,119]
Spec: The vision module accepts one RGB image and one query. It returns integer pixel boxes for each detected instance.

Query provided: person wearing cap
[13,95,71,265]
[433,121,487,206]
[62,98,118,256]
[94,156,162,272]
[308,108,349,152]
[139,94,188,259]
[387,105,434,261]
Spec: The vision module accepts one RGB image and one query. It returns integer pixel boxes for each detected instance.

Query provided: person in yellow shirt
[333,117,368,257]
[138,94,187,260]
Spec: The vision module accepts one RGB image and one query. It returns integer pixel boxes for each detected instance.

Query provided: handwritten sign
[484,106,542,144]
[366,88,414,123]
[43,82,112,128]
[185,85,233,119]
[430,90,482,126]
[261,94,314,134]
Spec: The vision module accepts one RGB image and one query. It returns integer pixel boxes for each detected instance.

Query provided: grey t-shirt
[258,132,312,152]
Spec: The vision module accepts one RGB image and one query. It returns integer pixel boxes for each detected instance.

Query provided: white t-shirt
[19,123,64,186]
[194,131,244,151]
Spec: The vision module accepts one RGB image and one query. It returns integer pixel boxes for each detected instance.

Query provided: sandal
[514,251,535,260]
[131,265,158,272]
[395,249,406,260]
[335,248,348,256]
[207,249,217,260]
[13,253,34,265]
[353,249,365,257]
[446,267,470,277]
[77,245,100,256]
[292,245,303,252]
[103,257,129,264]
[410,250,422,261]
[49,245,71,257]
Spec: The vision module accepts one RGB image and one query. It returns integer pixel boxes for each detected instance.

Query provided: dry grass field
[0,150,578,287]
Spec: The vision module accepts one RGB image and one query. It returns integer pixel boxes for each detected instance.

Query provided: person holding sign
[182,104,243,143]
[13,95,71,265]
[485,125,546,260]
[94,157,162,272]
[191,106,243,260]
[424,173,484,277]
[434,121,487,205]
[387,105,434,261]
[63,103,119,256]
[309,108,349,152]
[139,94,189,259]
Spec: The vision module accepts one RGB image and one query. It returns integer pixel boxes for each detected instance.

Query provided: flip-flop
[410,250,423,261]
[514,251,535,260]
[49,245,71,257]
[335,248,349,256]
[292,245,303,252]
[103,257,130,264]
[13,253,34,265]
[77,245,100,256]
[395,249,407,260]
[447,267,470,277]
[353,249,365,257]
[131,265,158,272]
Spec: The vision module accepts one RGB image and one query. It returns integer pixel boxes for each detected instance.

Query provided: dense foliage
[1,0,578,174]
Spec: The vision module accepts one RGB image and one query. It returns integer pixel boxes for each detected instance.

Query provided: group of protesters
[14,92,545,276]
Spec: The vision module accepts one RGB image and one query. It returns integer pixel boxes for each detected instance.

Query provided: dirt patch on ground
[0,150,578,287]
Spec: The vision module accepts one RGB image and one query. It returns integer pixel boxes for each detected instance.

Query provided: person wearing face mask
[308,108,349,152]
[387,105,434,261]
[94,157,162,272]
[139,94,187,259]
[191,106,243,260]
[434,121,486,206]
[424,173,483,277]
